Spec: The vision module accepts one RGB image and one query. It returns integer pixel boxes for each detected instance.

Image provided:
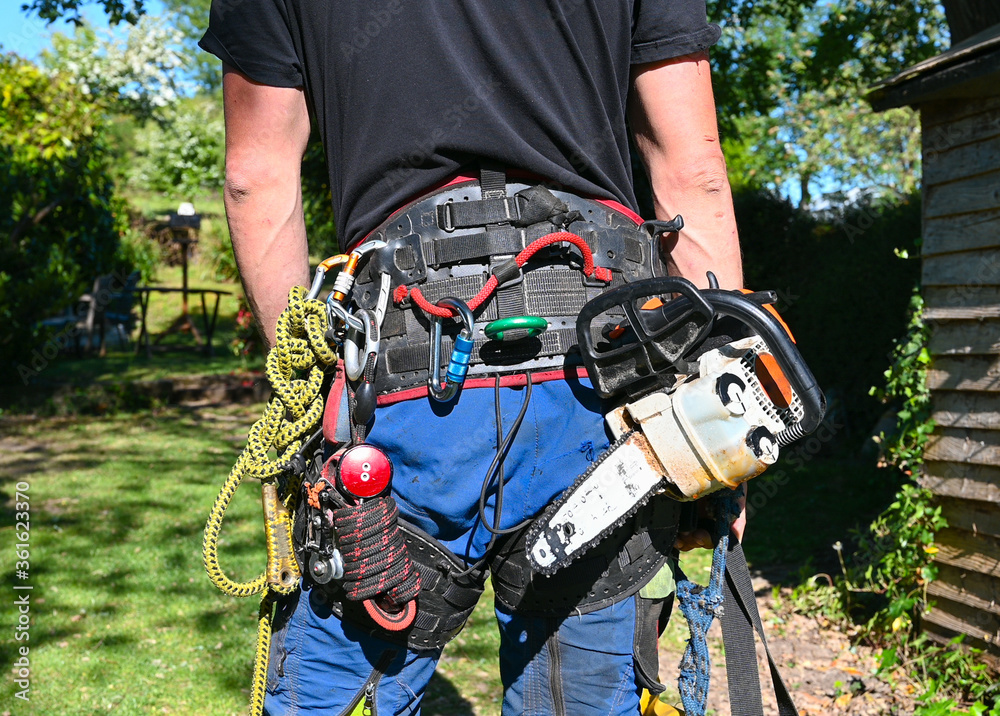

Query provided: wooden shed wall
[920,92,1000,654]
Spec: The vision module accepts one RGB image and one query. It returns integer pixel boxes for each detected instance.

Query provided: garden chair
[97,270,141,354]
[39,271,140,356]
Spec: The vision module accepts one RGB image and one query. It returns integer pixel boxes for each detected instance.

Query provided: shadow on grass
[424,673,480,715]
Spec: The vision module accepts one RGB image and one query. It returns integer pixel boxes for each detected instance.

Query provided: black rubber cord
[454,373,533,578]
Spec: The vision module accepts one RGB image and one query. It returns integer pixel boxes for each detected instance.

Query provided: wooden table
[132,287,232,357]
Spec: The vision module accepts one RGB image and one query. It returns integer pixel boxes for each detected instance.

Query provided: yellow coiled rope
[202,285,337,716]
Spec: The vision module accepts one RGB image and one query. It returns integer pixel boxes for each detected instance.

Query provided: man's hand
[629,51,748,548]
[674,487,747,551]
[222,64,312,349]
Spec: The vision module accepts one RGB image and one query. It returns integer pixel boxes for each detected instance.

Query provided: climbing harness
[349,167,666,396]
[204,164,815,715]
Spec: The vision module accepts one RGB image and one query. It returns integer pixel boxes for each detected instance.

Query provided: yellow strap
[640,689,684,716]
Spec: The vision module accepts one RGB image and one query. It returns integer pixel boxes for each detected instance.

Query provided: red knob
[336,444,393,500]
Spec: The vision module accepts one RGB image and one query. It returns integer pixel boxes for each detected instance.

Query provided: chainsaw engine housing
[607,336,803,500]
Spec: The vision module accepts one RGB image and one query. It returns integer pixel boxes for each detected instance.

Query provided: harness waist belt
[350,170,662,396]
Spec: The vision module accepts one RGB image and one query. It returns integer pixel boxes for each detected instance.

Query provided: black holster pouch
[490,496,682,694]
[293,469,486,652]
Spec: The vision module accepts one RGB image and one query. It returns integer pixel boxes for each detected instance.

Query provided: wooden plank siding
[938,497,1000,538]
[923,595,1000,653]
[922,249,1000,287]
[922,95,1000,130]
[930,562,1000,609]
[928,356,1000,392]
[917,75,1000,659]
[928,321,1000,355]
[922,461,1000,503]
[922,102,1000,151]
[924,133,1000,187]
[926,285,1000,310]
[931,390,1000,428]
[923,211,1000,257]
[925,428,1000,465]
[933,527,1000,576]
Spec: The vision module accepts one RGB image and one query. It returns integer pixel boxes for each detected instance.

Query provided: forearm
[631,52,748,546]
[221,65,312,349]
[630,53,742,289]
[647,150,742,289]
[225,176,310,349]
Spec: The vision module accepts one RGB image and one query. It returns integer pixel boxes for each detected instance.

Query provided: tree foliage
[158,0,219,91]
[41,16,188,122]
[0,52,129,368]
[127,97,225,196]
[709,0,949,204]
[20,0,145,26]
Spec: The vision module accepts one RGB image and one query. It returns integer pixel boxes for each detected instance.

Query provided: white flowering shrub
[41,15,190,121]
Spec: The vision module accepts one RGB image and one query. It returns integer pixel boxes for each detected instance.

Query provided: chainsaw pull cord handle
[698,289,826,438]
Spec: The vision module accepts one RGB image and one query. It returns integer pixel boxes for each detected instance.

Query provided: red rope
[395,231,611,318]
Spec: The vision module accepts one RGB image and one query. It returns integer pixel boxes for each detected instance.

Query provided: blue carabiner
[428,297,475,402]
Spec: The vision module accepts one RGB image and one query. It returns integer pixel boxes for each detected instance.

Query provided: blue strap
[676,490,741,716]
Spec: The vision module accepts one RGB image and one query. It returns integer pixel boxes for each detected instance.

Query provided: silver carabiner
[344,309,380,381]
[327,297,366,334]
[428,297,475,403]
[351,239,387,257]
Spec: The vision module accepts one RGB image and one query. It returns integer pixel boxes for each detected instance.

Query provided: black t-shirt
[201,0,719,250]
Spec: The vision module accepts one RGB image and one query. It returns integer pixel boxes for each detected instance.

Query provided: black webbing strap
[720,542,798,716]
[480,166,507,199]
[385,327,579,375]
[437,197,522,230]
[437,165,517,231]
[430,227,523,265]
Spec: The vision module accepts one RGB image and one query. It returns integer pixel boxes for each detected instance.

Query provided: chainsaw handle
[576,276,825,435]
[577,276,714,365]
[700,289,826,435]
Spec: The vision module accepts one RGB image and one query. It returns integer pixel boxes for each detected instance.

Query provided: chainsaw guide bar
[526,430,667,575]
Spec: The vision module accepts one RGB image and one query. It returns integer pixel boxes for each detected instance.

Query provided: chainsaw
[527,275,826,574]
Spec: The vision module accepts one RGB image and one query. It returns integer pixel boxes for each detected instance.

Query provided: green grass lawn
[0,406,264,714]
[0,405,508,715]
[0,400,896,714]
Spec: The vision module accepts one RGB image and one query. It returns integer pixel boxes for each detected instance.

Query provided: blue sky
[1,0,166,60]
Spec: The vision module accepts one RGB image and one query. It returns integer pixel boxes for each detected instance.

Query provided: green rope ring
[483,316,549,341]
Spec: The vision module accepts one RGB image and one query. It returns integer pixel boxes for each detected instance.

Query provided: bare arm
[629,51,742,290]
[630,52,747,545]
[222,64,312,349]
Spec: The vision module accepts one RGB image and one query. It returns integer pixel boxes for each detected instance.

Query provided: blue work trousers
[264,377,648,715]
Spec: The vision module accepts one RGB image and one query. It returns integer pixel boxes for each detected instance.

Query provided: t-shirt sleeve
[198,0,304,87]
[631,0,722,65]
